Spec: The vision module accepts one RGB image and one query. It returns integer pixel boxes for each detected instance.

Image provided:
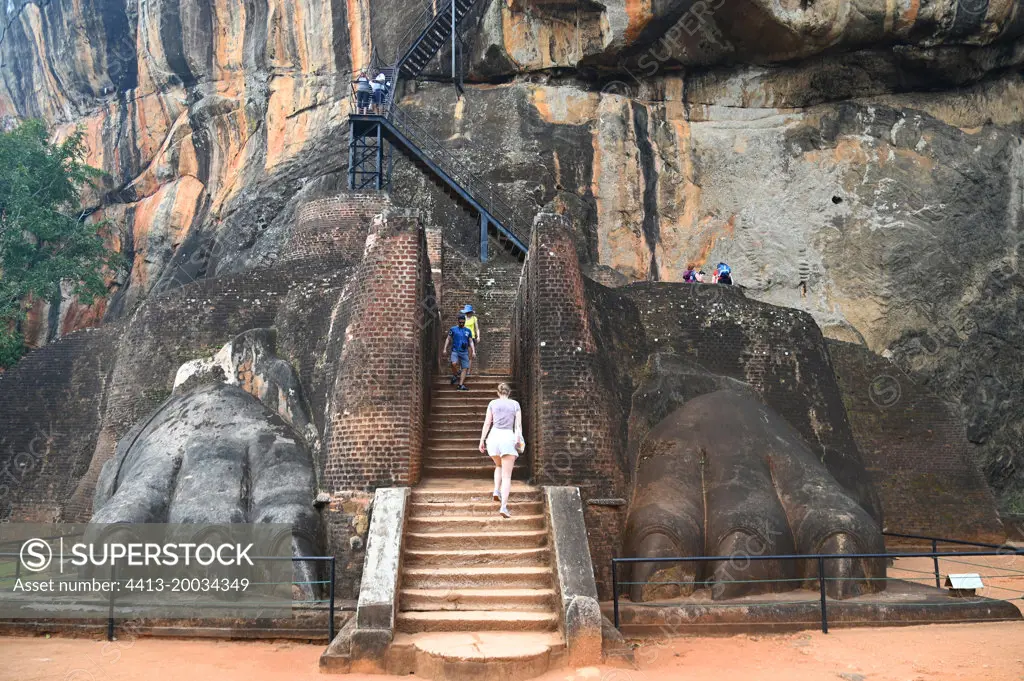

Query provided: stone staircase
[424,373,528,480]
[388,374,564,680]
[442,245,521,375]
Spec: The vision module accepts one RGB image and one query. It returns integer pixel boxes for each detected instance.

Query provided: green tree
[0,119,121,367]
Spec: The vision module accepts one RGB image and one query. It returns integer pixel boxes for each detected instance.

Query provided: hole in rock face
[831,196,843,204]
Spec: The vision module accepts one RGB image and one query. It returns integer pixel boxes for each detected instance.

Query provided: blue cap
[461,305,474,314]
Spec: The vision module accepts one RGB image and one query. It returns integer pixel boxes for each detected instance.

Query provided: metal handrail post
[329,557,337,641]
[932,539,941,589]
[611,560,620,629]
[817,557,828,634]
[107,563,116,641]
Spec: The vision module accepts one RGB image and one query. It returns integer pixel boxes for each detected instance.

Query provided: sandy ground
[3,554,1022,681]
[2,621,1024,681]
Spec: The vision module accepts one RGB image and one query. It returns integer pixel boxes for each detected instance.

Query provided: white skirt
[486,428,519,457]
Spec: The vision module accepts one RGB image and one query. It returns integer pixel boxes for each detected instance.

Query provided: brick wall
[278,194,389,266]
[442,241,522,375]
[512,213,629,596]
[0,326,121,522]
[828,341,1004,542]
[323,212,435,492]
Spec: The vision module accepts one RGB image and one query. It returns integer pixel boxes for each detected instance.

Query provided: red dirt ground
[3,621,1024,681]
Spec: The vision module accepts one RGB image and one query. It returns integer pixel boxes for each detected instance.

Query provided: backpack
[717,262,731,276]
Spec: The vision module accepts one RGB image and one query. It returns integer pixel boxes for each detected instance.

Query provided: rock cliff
[1,0,1022,504]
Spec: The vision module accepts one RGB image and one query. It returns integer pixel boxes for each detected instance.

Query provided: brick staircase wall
[278,194,389,266]
[511,214,629,598]
[441,241,521,375]
[0,326,120,522]
[323,212,436,492]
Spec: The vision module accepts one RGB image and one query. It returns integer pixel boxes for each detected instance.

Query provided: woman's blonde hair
[497,383,512,397]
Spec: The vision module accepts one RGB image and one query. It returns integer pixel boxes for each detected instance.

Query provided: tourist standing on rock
[478,382,523,518]
[683,264,698,283]
[442,314,476,391]
[461,304,480,374]
[354,71,372,114]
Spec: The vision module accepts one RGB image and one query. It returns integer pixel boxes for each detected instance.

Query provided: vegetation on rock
[0,120,120,367]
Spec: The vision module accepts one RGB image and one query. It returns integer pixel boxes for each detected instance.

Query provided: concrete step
[396,610,558,633]
[429,411,490,419]
[422,455,493,467]
[404,546,550,567]
[425,445,485,455]
[409,501,544,517]
[432,391,511,399]
[423,463,528,478]
[408,515,545,533]
[432,404,499,414]
[400,587,556,611]
[394,632,562,681]
[410,487,541,503]
[402,567,552,590]
[432,380,514,390]
[405,530,548,550]
[427,429,485,438]
[391,632,561,681]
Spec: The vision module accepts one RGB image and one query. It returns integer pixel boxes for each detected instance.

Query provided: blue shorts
[451,351,470,369]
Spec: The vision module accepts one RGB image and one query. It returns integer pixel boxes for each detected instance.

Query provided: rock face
[2,0,1022,503]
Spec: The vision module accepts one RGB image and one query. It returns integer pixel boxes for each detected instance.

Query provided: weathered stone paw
[624,390,885,601]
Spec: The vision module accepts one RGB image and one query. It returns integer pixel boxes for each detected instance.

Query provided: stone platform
[385,632,565,681]
[603,579,1022,637]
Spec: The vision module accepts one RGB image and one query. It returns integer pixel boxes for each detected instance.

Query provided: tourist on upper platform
[715,262,733,285]
[695,269,706,283]
[683,264,698,283]
[354,71,372,114]
[442,314,476,391]
[478,382,523,518]
[371,73,389,113]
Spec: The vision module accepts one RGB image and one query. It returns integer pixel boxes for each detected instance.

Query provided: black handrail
[611,544,1024,634]
[348,0,532,254]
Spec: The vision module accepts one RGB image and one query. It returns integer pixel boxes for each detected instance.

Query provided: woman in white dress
[478,382,522,518]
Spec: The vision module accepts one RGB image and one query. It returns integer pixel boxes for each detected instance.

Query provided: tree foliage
[0,119,121,367]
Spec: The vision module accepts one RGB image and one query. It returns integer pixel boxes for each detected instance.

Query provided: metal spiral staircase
[347,0,529,261]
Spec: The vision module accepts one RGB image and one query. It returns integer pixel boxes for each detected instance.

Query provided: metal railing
[347,1,532,252]
[611,541,1024,634]
[0,553,337,642]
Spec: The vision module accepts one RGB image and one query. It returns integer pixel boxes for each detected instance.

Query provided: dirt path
[3,621,1024,681]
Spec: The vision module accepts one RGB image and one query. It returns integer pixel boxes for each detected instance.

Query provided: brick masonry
[441,241,521,375]
[512,213,629,597]
[0,326,120,522]
[828,340,1004,542]
[278,194,388,267]
[323,211,436,492]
